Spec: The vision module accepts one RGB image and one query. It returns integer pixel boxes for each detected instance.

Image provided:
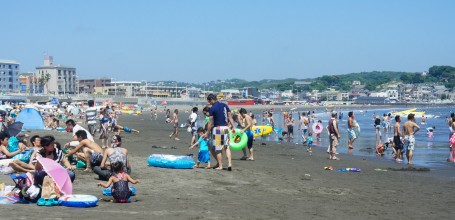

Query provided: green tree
[39,73,51,94]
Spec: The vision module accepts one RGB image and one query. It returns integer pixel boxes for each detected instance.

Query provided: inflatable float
[58,194,98,208]
[102,186,136,196]
[312,123,323,134]
[252,126,273,137]
[229,129,248,151]
[147,154,195,169]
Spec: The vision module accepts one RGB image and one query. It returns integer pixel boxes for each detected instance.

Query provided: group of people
[0,100,141,203]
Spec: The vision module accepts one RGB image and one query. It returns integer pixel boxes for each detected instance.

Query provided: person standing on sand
[285,114,295,139]
[205,94,236,171]
[327,111,341,160]
[298,112,309,144]
[393,115,404,162]
[403,114,420,165]
[374,115,382,147]
[347,111,358,149]
[239,108,254,161]
[169,109,179,141]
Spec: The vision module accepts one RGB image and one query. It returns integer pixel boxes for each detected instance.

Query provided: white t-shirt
[72,124,94,141]
[189,112,198,128]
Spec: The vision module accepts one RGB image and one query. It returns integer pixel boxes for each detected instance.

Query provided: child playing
[97,161,140,203]
[426,126,435,139]
[189,127,211,168]
[306,132,313,153]
[316,120,322,142]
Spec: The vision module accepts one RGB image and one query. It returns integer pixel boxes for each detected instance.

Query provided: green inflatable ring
[229,129,248,151]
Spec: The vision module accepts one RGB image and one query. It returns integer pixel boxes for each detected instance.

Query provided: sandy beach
[1,109,454,220]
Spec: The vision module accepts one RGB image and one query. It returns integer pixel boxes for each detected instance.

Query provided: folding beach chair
[9,173,33,191]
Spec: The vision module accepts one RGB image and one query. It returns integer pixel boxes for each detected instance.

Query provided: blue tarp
[15,108,45,130]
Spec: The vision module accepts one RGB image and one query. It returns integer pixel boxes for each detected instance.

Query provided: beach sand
[1,110,454,220]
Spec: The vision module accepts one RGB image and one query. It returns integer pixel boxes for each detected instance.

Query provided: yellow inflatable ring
[229,129,248,151]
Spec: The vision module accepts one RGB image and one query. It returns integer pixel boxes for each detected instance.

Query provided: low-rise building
[0,59,20,93]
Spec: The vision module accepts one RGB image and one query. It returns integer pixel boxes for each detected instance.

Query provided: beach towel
[0,195,32,204]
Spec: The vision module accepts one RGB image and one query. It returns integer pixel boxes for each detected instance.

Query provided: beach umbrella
[5,121,24,137]
[36,157,73,195]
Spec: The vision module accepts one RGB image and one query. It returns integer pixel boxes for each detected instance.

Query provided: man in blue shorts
[205,94,236,171]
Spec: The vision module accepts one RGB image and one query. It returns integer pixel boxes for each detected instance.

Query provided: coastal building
[0,59,20,93]
[18,72,39,93]
[79,78,111,94]
[35,55,78,95]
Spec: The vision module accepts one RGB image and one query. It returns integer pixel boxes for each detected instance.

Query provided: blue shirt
[198,137,209,151]
[209,101,231,127]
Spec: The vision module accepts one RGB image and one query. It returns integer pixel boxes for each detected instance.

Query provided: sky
[1,0,454,83]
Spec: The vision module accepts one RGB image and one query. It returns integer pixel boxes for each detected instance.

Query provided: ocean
[252,106,455,168]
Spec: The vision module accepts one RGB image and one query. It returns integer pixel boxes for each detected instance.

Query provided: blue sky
[1,0,454,83]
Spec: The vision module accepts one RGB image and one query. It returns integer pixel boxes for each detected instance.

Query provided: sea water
[252,106,455,168]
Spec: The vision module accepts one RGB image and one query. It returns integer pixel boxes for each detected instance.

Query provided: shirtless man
[66,130,104,171]
[347,112,358,149]
[393,115,404,162]
[403,114,420,165]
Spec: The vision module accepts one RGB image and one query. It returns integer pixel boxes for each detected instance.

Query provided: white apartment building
[0,59,20,93]
[35,55,78,95]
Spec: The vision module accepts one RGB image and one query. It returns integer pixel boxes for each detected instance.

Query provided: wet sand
[1,110,454,219]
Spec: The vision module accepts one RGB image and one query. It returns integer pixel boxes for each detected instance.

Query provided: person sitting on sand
[35,136,76,182]
[9,135,41,173]
[93,135,131,181]
[376,142,385,156]
[65,119,94,144]
[65,130,104,171]
[189,127,211,168]
[0,132,24,160]
[97,161,139,203]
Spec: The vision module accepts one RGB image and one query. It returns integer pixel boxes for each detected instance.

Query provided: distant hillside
[180,65,453,92]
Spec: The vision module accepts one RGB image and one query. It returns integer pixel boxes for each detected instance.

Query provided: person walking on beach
[299,112,309,144]
[205,94,236,171]
[189,107,199,145]
[347,111,358,149]
[327,111,341,160]
[449,115,455,162]
[169,109,179,140]
[393,115,404,162]
[374,115,382,147]
[403,114,420,165]
[85,100,98,136]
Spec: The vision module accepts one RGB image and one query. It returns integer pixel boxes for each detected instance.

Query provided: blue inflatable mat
[147,154,195,169]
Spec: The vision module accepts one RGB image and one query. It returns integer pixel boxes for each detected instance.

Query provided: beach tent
[50,97,59,105]
[15,108,45,130]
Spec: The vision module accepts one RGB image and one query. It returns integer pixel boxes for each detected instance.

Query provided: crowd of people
[0,100,140,203]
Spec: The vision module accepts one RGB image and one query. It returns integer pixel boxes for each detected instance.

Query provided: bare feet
[174,138,180,141]
[240,156,248,160]
[331,157,340,160]
[83,168,92,172]
[247,157,254,161]
[215,166,223,170]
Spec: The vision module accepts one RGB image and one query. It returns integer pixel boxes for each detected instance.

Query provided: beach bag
[21,185,41,202]
[450,133,455,145]
[41,176,58,199]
